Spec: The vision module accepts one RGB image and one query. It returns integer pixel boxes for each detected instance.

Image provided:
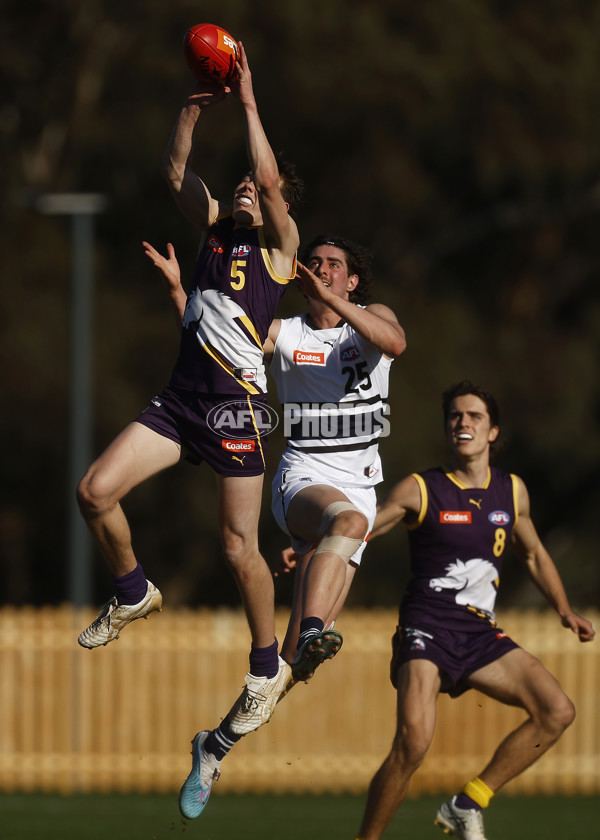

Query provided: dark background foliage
[1,0,599,609]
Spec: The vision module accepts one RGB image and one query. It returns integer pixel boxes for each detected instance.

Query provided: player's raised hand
[228,41,254,105]
[294,261,333,302]
[187,78,231,109]
[142,241,181,292]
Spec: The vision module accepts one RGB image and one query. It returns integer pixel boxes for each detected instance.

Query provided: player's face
[305,245,358,298]
[232,174,260,225]
[446,394,499,457]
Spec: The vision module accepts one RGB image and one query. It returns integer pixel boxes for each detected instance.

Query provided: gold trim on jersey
[201,342,260,395]
[466,604,498,627]
[198,210,231,251]
[446,467,491,490]
[246,395,266,469]
[510,473,519,527]
[258,228,296,285]
[236,315,263,349]
[406,473,428,530]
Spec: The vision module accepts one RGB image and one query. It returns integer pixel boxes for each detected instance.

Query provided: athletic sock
[204,719,241,762]
[297,616,324,650]
[455,793,481,811]
[249,638,279,678]
[457,777,494,810]
[113,563,148,606]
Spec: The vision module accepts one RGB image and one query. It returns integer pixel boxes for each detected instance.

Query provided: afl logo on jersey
[233,243,251,257]
[341,346,359,362]
[489,510,511,525]
[293,350,325,365]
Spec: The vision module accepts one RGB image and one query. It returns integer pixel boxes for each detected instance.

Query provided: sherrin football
[183,23,238,83]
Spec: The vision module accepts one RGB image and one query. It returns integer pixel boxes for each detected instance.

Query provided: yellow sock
[462,777,494,809]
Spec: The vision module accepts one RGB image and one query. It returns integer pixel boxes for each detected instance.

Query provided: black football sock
[297,617,324,650]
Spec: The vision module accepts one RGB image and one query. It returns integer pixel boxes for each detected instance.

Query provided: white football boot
[78,580,163,648]
[228,656,292,735]
[434,796,488,840]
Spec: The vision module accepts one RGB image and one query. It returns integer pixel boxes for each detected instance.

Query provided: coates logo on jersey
[489,510,511,526]
[439,511,472,524]
[293,350,325,365]
[341,345,360,362]
[222,440,256,452]
[233,243,251,258]
[207,234,224,253]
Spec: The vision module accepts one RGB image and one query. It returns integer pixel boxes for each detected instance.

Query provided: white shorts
[271,465,377,565]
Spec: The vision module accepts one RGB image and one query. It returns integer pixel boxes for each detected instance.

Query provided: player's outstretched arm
[511,476,596,642]
[370,475,422,539]
[294,261,406,358]
[161,82,229,232]
[142,241,187,326]
[229,42,299,268]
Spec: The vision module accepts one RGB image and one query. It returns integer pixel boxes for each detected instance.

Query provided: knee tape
[314,534,364,565]
[314,502,367,565]
[317,501,364,536]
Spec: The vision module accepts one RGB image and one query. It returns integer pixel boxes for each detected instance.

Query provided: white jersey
[270,312,393,487]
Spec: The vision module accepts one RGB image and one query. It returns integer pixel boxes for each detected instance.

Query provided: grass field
[1,793,598,839]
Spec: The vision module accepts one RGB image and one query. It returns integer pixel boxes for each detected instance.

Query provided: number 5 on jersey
[231,260,246,290]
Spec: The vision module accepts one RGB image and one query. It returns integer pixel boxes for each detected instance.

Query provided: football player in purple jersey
[76,44,303,799]
[354,380,595,840]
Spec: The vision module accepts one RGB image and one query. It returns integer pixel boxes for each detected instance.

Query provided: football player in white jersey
[263,235,405,681]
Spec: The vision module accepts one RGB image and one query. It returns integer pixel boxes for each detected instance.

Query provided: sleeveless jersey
[270,312,393,486]
[401,466,519,629]
[169,215,294,396]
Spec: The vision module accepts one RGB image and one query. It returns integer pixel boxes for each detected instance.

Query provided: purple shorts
[135,386,270,477]
[390,619,519,698]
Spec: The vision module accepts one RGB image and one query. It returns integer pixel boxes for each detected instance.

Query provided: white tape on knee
[317,501,363,536]
[314,534,364,565]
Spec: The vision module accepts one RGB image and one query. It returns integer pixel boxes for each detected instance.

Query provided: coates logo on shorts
[222,439,255,452]
[206,399,279,440]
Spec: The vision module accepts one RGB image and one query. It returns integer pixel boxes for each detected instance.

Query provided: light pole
[35,192,108,607]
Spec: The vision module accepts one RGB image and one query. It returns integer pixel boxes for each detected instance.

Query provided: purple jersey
[169,215,295,396]
[401,466,518,630]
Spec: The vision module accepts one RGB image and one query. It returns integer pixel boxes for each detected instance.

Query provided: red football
[183,23,238,83]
